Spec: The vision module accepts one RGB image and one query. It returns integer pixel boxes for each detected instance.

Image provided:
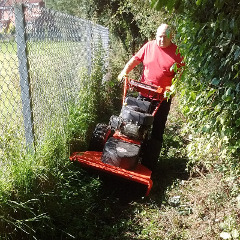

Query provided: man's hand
[117,71,128,81]
[118,57,141,81]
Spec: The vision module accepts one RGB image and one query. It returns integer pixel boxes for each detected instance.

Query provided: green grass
[0,42,26,200]
[0,42,22,121]
[0,40,117,239]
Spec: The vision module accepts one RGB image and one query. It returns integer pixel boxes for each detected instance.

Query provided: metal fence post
[14,4,35,151]
[87,21,92,75]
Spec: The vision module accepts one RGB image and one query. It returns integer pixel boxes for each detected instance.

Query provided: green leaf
[235,118,240,127]
[236,83,240,92]
[225,87,232,96]
[190,91,196,101]
[214,0,224,9]
[170,62,178,72]
[151,0,165,10]
[166,0,175,11]
[230,18,235,29]
[222,95,233,102]
[196,0,202,5]
[201,125,210,133]
[150,0,158,8]
[214,104,222,113]
[211,78,220,86]
[207,89,216,98]
[234,48,240,61]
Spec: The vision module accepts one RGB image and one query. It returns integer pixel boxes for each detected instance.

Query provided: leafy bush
[150,0,240,170]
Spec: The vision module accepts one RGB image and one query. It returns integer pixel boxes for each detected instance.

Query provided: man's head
[156,24,172,48]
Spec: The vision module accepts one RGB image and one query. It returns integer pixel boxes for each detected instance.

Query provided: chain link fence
[0,1,109,152]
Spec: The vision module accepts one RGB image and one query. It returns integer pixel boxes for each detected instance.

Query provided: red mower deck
[70,151,153,196]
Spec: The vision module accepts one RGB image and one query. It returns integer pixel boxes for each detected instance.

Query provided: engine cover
[101,137,140,170]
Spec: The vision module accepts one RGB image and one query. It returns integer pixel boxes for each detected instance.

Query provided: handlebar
[123,77,164,102]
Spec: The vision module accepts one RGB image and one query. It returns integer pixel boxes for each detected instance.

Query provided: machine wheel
[88,123,113,151]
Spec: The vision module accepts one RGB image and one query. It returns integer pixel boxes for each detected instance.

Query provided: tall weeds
[0,43,119,239]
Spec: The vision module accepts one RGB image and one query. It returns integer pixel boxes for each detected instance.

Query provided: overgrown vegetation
[172,0,240,165]
[0,44,120,239]
[0,0,239,239]
[151,0,240,238]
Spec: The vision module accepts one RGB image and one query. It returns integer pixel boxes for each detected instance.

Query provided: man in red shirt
[118,24,184,171]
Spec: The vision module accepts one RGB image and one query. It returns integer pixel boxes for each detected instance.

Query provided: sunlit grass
[0,42,21,119]
[0,40,112,239]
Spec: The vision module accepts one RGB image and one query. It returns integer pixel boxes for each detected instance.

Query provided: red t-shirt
[134,40,183,95]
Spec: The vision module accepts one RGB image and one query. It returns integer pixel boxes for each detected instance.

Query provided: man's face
[156,27,172,48]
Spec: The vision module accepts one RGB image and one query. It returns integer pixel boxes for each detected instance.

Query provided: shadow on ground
[148,156,189,205]
[92,154,189,206]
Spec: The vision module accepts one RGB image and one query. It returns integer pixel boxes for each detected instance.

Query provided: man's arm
[118,57,141,80]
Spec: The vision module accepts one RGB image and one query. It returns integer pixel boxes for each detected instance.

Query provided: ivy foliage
[150,0,240,159]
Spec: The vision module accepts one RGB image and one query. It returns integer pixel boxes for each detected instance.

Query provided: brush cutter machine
[70,77,165,196]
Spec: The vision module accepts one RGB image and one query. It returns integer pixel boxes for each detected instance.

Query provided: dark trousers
[151,99,172,142]
[138,95,172,170]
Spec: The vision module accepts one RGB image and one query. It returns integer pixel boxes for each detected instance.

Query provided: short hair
[156,24,172,38]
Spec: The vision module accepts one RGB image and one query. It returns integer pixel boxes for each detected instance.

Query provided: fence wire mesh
[0,0,109,152]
